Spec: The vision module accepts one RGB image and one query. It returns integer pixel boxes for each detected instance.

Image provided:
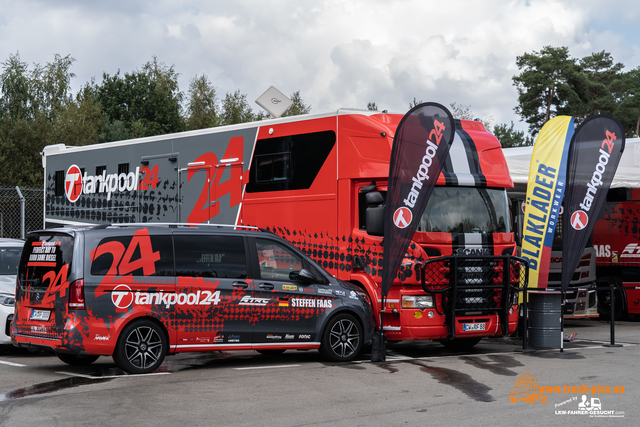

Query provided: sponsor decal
[111,284,221,309]
[621,243,640,259]
[393,207,412,229]
[570,210,588,230]
[317,288,333,295]
[239,295,271,306]
[334,290,346,297]
[282,284,297,291]
[94,334,111,341]
[349,291,359,300]
[228,335,241,343]
[197,337,212,343]
[594,245,611,258]
[266,334,282,340]
[27,240,60,267]
[290,298,333,308]
[285,334,295,340]
[298,334,311,340]
[65,163,143,202]
[65,164,83,203]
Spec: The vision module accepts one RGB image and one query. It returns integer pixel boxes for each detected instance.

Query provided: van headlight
[401,295,434,309]
[0,293,15,307]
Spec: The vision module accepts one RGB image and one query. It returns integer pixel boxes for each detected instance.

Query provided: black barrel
[528,291,562,348]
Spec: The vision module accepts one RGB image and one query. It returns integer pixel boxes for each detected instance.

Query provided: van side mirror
[293,268,317,283]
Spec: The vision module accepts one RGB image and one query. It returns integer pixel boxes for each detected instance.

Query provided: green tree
[219,90,256,125]
[612,67,640,137]
[569,51,624,122]
[0,52,82,187]
[493,121,534,147]
[51,82,104,147]
[96,57,184,140]
[512,46,582,135]
[186,74,218,130]
[282,91,311,117]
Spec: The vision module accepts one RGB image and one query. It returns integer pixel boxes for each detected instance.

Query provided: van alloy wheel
[320,314,362,362]
[114,320,167,374]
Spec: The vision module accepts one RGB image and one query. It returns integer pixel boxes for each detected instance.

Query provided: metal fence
[0,187,43,239]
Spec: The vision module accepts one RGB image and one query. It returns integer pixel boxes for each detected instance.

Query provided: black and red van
[12,224,375,373]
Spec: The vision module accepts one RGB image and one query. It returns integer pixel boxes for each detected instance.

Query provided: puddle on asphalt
[460,355,524,377]
[0,377,113,402]
[409,360,494,402]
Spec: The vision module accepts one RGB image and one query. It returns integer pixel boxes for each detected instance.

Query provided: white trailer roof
[503,138,640,188]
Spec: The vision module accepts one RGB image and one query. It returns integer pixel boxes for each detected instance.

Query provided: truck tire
[113,319,167,374]
[596,277,626,321]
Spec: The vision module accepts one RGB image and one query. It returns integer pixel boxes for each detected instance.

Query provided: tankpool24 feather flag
[380,103,455,297]
[561,115,625,292]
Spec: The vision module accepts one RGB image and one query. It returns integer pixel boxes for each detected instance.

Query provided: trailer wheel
[320,313,363,362]
[56,353,100,366]
[596,277,626,321]
[113,319,167,374]
[439,337,482,351]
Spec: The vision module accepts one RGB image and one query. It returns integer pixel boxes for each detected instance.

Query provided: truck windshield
[417,187,510,233]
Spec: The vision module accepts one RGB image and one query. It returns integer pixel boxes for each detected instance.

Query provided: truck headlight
[401,295,434,309]
[0,293,15,307]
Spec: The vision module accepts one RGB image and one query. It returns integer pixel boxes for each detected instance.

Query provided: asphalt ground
[0,318,637,426]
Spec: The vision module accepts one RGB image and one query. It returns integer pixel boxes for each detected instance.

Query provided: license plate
[30,309,51,321]
[463,323,486,331]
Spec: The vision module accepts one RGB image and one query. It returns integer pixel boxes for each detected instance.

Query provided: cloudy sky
[1,0,638,133]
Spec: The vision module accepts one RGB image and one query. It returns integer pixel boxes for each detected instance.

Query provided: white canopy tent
[503,138,640,188]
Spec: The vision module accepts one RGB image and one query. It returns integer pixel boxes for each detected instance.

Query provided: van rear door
[14,232,76,342]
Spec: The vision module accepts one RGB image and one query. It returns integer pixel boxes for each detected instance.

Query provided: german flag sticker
[279,298,289,308]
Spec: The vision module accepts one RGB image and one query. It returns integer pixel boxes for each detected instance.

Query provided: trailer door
[138,153,179,222]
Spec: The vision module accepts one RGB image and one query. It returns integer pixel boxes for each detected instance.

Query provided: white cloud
[1,0,638,133]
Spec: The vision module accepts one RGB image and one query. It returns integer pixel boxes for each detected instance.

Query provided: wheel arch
[113,314,172,356]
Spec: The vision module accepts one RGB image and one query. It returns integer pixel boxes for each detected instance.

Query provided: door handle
[259,283,274,290]
[233,281,249,288]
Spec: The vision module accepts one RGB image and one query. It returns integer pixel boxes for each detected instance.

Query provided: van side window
[174,235,247,279]
[90,235,174,276]
[255,238,303,280]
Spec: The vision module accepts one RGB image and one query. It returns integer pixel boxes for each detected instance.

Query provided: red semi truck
[40,108,522,348]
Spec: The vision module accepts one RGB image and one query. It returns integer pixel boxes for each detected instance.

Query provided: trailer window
[54,170,65,197]
[246,130,335,193]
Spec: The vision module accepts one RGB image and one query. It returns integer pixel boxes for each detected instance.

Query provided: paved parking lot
[0,318,637,426]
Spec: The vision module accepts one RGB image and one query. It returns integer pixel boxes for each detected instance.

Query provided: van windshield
[18,233,74,292]
[417,187,510,234]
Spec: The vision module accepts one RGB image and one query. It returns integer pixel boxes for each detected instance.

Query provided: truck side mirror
[365,191,384,236]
